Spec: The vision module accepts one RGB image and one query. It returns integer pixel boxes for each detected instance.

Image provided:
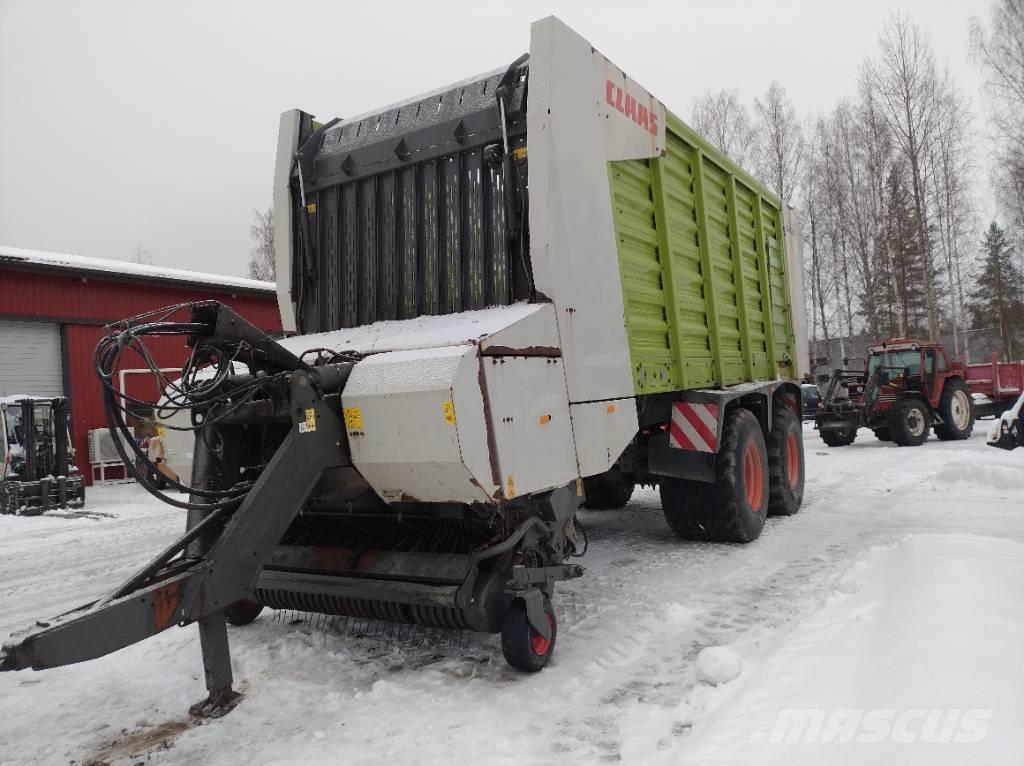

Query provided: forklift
[0,397,85,515]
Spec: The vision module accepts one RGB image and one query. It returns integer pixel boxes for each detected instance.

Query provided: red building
[0,245,282,484]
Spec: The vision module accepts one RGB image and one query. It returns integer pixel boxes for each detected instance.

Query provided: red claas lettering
[604,79,659,137]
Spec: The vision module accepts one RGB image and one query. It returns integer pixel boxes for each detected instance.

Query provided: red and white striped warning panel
[669,402,720,453]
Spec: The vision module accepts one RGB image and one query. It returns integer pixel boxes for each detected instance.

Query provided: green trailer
[611,115,803,394]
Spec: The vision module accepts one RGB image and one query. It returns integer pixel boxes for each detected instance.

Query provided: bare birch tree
[925,85,976,357]
[691,89,756,166]
[248,208,276,281]
[971,0,1024,244]
[753,82,804,203]
[864,14,944,340]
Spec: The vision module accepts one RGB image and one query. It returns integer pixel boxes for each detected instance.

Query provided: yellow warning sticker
[307,203,317,214]
[576,478,583,497]
[507,474,516,498]
[443,400,457,425]
[343,407,364,430]
[298,407,316,434]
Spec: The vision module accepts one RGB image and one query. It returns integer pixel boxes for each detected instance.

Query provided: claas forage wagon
[1,17,809,714]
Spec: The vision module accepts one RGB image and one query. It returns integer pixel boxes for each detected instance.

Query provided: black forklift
[0,397,85,515]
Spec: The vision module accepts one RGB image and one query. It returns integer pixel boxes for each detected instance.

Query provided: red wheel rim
[743,442,764,510]
[785,431,800,490]
[531,615,553,656]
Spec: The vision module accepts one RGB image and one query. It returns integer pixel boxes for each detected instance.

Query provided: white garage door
[0,319,64,397]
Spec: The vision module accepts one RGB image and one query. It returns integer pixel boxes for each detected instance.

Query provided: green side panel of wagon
[609,112,798,395]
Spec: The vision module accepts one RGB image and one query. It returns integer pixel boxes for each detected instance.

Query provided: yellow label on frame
[443,400,457,425]
[343,407,364,429]
[303,408,317,433]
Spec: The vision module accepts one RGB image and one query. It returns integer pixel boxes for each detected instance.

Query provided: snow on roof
[0,245,275,293]
[277,302,544,357]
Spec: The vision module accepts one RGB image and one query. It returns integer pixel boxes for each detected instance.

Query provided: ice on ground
[695,646,743,686]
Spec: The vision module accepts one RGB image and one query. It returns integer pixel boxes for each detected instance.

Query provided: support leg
[189,612,241,718]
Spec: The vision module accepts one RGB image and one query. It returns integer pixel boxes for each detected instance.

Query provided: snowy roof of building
[0,244,275,293]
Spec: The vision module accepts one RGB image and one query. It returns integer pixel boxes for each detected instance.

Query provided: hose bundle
[93,303,285,511]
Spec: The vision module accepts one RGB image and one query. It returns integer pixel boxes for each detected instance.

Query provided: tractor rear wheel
[888,399,931,446]
[934,379,974,441]
[660,408,768,543]
[501,596,557,673]
[767,405,804,516]
[821,427,857,447]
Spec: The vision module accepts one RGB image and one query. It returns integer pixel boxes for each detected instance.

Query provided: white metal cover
[0,320,63,397]
[340,345,495,504]
[528,16,665,405]
[482,355,577,500]
[478,303,560,355]
[569,399,640,477]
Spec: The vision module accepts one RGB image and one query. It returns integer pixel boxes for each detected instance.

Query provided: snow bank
[674,534,1024,765]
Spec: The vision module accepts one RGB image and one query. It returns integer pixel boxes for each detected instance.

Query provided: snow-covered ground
[1,425,1023,765]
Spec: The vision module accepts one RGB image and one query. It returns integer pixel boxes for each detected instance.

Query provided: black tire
[934,378,974,441]
[887,399,931,446]
[501,596,557,673]
[873,428,891,441]
[224,599,264,626]
[582,467,635,510]
[660,408,768,543]
[821,427,857,447]
[767,404,804,516]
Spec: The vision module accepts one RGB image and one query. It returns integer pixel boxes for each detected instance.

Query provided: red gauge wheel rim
[786,431,800,490]
[531,615,553,656]
[744,442,764,510]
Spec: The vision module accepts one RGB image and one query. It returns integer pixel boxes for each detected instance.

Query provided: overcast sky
[0,0,995,279]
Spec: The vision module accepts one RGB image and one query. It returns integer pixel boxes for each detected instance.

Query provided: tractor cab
[816,338,975,448]
[0,397,85,515]
[865,340,952,403]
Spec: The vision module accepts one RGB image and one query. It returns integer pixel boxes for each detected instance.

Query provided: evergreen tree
[969,221,1024,360]
[879,165,928,337]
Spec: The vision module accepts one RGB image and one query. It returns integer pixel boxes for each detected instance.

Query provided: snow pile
[695,646,743,686]
[675,534,1024,765]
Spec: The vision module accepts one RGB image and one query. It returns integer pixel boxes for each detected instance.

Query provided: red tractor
[816,338,975,447]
